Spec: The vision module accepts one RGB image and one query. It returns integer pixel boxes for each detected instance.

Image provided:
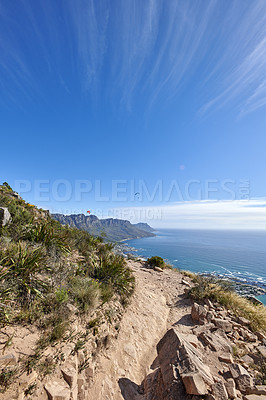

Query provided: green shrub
[0,266,12,323]
[0,367,17,393]
[0,242,49,305]
[147,256,165,269]
[55,287,69,304]
[1,182,13,192]
[24,223,70,253]
[49,319,68,343]
[100,283,114,303]
[70,276,99,312]
[93,253,135,297]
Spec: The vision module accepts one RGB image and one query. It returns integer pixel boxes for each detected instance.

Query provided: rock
[191,303,207,324]
[225,378,237,399]
[206,395,216,400]
[0,352,17,366]
[61,365,77,388]
[229,364,253,393]
[44,381,71,400]
[77,374,91,400]
[207,311,214,322]
[0,207,12,227]
[142,367,182,400]
[11,192,21,199]
[19,370,38,389]
[193,323,215,336]
[245,332,257,342]
[246,385,266,396]
[185,334,201,349]
[254,386,266,395]
[237,317,251,327]
[239,328,250,340]
[219,353,233,364]
[199,331,232,353]
[178,343,214,386]
[156,328,214,398]
[229,363,249,379]
[181,279,191,287]
[256,345,266,358]
[241,355,254,365]
[233,331,241,340]
[65,303,78,314]
[211,380,229,400]
[124,343,137,358]
[156,328,184,389]
[61,344,74,359]
[182,372,208,395]
[255,331,265,341]
[205,298,214,308]
[243,395,266,400]
[84,366,94,380]
[154,266,164,272]
[213,318,233,333]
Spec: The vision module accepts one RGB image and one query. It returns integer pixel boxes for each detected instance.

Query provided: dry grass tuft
[190,276,266,332]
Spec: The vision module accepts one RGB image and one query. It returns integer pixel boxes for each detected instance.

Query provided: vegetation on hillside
[187,274,266,332]
[0,183,135,391]
[147,255,172,270]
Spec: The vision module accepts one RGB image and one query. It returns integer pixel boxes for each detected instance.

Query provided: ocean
[125,229,266,305]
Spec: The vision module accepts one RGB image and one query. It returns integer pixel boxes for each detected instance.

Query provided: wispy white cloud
[0,0,265,116]
[66,0,108,92]
[240,79,266,117]
[114,198,266,230]
[200,3,266,117]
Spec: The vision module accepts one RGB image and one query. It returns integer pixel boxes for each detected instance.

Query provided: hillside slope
[0,183,265,400]
[0,183,135,399]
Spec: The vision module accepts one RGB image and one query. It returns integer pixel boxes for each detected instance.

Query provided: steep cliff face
[133,222,155,233]
[52,213,155,241]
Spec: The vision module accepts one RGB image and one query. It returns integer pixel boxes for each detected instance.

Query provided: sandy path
[87,261,193,400]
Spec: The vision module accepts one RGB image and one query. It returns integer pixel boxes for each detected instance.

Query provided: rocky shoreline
[115,242,266,305]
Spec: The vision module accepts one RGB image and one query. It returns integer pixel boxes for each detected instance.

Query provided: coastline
[118,232,156,243]
[115,236,266,305]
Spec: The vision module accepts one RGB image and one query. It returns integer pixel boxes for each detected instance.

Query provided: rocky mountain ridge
[52,213,155,242]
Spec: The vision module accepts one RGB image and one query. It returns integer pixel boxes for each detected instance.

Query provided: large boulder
[225,378,237,399]
[213,318,233,333]
[191,303,208,324]
[211,381,229,400]
[199,330,232,353]
[0,207,11,227]
[157,328,214,396]
[182,372,208,395]
[44,381,70,400]
[229,364,253,393]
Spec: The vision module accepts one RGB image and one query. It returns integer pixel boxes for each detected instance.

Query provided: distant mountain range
[52,213,155,242]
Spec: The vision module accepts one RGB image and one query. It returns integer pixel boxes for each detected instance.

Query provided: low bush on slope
[188,274,266,332]
[0,182,135,341]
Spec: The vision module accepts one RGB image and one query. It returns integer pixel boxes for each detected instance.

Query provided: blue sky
[1,0,266,228]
